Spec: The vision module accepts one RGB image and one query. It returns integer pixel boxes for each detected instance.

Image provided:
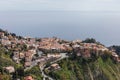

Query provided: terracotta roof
[24,76,34,80]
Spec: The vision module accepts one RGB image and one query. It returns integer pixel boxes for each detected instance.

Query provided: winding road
[40,53,68,80]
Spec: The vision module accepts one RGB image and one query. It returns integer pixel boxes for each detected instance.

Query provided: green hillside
[48,56,120,80]
[0,29,120,80]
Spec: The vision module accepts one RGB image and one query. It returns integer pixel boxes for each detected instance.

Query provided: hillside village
[0,29,120,80]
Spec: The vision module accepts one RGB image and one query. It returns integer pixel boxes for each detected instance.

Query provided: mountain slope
[48,57,120,80]
[0,29,120,80]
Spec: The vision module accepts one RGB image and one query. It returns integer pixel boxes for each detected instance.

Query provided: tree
[82,38,96,43]
[11,33,16,37]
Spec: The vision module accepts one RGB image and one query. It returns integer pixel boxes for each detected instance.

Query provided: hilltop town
[0,29,120,80]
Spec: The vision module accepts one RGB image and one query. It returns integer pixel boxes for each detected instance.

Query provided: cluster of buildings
[72,42,120,62]
[24,49,37,67]
[38,38,72,52]
[111,52,120,62]
[0,31,38,68]
[0,31,69,68]
[0,30,120,80]
[109,47,120,62]
[72,43,109,58]
[73,43,108,51]
[109,48,120,62]
[36,53,62,67]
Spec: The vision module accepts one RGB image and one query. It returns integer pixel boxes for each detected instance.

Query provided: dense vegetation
[0,45,16,80]
[24,66,43,80]
[82,38,103,46]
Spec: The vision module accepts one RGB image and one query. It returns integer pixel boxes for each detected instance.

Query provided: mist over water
[0,11,120,46]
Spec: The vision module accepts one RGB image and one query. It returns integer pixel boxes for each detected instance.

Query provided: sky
[0,0,120,46]
[0,0,120,11]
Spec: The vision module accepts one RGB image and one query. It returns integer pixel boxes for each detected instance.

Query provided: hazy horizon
[1,11,120,46]
[1,0,120,46]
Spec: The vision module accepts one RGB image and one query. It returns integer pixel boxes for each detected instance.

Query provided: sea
[0,11,120,46]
